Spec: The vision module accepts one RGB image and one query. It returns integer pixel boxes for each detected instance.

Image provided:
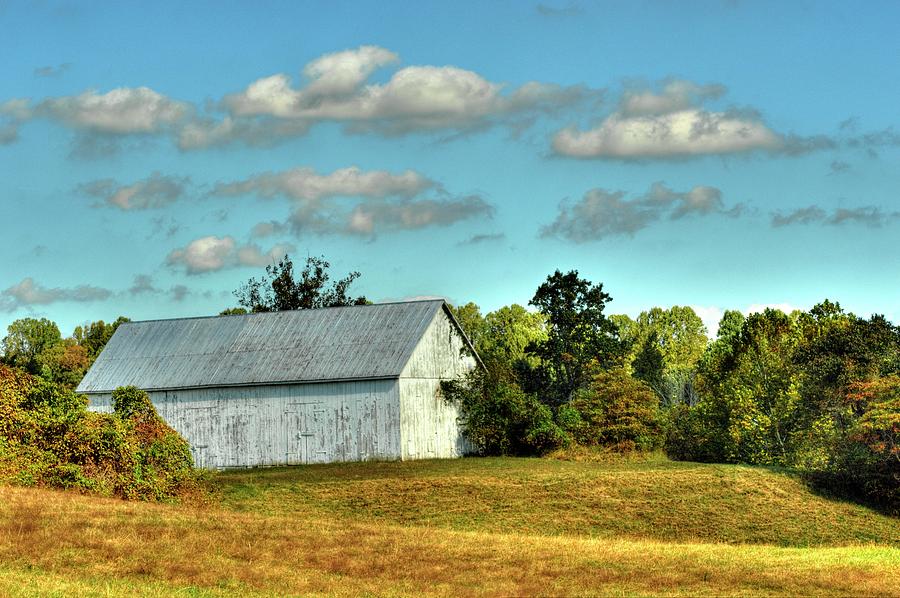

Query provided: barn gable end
[399,304,477,459]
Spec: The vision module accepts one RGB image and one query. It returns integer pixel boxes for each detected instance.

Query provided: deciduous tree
[2,317,62,374]
[234,254,367,312]
[528,270,624,406]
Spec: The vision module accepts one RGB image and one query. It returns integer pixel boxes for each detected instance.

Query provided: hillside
[217,454,899,546]
[1,456,898,596]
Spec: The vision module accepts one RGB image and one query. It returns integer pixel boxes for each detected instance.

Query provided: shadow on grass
[801,469,899,518]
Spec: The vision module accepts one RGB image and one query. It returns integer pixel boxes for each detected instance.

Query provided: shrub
[823,376,900,513]
[564,369,663,452]
[0,364,200,501]
[112,385,157,420]
[442,368,569,456]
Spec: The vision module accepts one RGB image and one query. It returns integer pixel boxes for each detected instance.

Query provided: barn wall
[87,378,401,469]
[399,309,476,459]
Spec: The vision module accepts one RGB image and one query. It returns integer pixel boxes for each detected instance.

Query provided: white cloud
[548,78,829,160]
[302,46,399,99]
[458,232,506,246]
[553,109,782,159]
[619,79,726,117]
[250,220,288,238]
[166,236,295,275]
[0,98,32,121]
[128,274,160,295]
[221,45,399,118]
[339,195,493,236]
[3,46,597,150]
[225,64,504,128]
[771,205,900,228]
[78,172,189,210]
[36,87,189,134]
[34,63,72,78]
[214,165,491,238]
[212,166,435,201]
[0,124,17,145]
[0,98,32,146]
[176,116,311,150]
[210,45,596,143]
[1,277,112,312]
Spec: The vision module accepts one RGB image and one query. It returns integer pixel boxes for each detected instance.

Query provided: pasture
[1,455,898,596]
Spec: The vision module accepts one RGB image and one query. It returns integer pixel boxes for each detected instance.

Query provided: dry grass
[1,456,898,596]
[217,455,900,546]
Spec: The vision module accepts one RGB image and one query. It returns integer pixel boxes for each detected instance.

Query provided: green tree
[37,341,90,389]
[234,254,367,312]
[616,306,709,407]
[2,318,62,374]
[695,310,746,389]
[73,317,130,361]
[795,302,900,428]
[219,307,248,316]
[449,302,487,349]
[821,375,900,512]
[481,304,547,364]
[528,270,625,406]
[632,331,666,400]
[685,308,801,464]
[440,367,567,456]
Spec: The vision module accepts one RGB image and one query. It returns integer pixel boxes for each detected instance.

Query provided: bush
[442,368,569,456]
[820,376,900,513]
[112,385,156,420]
[0,364,200,501]
[563,369,663,452]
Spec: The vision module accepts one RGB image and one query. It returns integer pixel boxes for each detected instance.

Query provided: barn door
[284,401,326,464]
[177,401,218,468]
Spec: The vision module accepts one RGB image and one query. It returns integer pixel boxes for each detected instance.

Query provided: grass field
[1,454,898,596]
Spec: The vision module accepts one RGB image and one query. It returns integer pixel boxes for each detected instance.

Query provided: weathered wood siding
[88,379,401,469]
[399,309,476,459]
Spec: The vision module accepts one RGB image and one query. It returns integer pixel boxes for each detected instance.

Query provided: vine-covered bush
[0,366,199,501]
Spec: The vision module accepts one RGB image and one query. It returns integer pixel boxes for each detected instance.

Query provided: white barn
[76,300,479,469]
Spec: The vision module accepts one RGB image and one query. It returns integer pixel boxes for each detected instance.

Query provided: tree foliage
[234,254,367,312]
[528,270,624,406]
[440,367,567,456]
[450,302,547,368]
[616,306,708,407]
[482,304,547,365]
[0,367,198,500]
[73,317,131,361]
[562,368,663,451]
[2,317,61,374]
[0,316,128,389]
[449,302,487,350]
[664,301,900,511]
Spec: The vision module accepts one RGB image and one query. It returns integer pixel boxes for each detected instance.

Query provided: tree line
[444,272,899,513]
[1,254,897,511]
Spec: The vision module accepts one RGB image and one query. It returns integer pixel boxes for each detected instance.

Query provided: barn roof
[77,300,468,393]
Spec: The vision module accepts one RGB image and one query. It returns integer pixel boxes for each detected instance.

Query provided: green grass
[1,454,898,596]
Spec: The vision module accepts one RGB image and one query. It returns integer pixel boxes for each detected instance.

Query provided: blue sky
[1,0,899,337]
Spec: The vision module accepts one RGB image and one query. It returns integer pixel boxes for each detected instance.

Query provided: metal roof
[77,300,454,393]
